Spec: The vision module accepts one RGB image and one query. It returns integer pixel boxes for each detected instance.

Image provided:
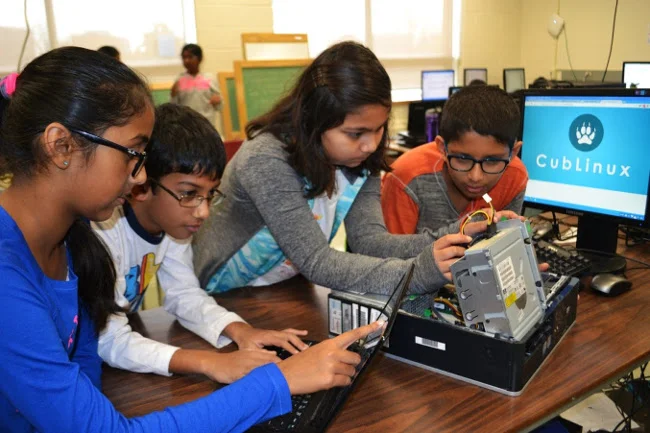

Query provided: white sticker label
[496,256,525,307]
[415,336,446,351]
[515,274,527,299]
[329,298,342,335]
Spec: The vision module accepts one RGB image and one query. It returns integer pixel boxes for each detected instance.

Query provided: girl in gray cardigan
[192,41,472,296]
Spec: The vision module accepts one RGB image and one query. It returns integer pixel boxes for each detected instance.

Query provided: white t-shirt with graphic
[92,205,245,376]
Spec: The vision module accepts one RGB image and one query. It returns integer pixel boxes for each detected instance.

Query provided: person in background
[467,78,487,86]
[94,103,310,384]
[171,43,221,125]
[0,47,384,432]
[381,85,527,236]
[98,45,121,62]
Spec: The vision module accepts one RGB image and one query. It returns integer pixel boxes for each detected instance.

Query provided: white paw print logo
[576,122,596,145]
[569,114,603,151]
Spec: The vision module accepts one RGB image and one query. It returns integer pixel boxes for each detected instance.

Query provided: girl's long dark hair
[246,41,392,198]
[0,47,153,332]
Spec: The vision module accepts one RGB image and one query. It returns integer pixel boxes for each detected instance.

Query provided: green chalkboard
[225,76,240,132]
[151,88,171,106]
[236,60,309,125]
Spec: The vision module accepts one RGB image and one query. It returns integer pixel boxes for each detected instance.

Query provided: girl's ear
[42,122,74,170]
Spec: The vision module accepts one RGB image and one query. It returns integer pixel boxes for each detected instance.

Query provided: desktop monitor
[503,68,526,93]
[448,86,463,97]
[622,61,650,88]
[464,68,488,85]
[421,69,455,101]
[519,88,650,271]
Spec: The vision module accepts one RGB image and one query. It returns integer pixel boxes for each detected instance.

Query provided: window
[272,0,459,102]
[0,0,196,74]
[0,1,49,73]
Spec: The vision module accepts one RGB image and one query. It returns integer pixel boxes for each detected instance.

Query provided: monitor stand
[575,216,627,274]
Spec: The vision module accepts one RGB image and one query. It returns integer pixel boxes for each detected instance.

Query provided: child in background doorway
[171,43,221,125]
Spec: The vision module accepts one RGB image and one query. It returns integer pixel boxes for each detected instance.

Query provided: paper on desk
[560,392,639,432]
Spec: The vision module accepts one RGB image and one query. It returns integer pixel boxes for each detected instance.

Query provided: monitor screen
[520,89,650,257]
[622,62,650,88]
[464,68,487,85]
[504,68,526,93]
[421,70,454,101]
[448,86,463,97]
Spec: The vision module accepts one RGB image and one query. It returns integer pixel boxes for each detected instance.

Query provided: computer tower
[383,278,579,396]
[404,100,445,146]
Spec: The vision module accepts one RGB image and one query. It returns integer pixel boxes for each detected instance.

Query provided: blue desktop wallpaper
[522,97,650,196]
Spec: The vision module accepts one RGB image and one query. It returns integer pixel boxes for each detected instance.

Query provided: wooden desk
[103,247,650,432]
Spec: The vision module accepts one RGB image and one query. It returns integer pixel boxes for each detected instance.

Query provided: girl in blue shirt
[0,47,383,433]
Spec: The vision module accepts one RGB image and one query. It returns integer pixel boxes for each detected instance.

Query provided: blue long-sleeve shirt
[0,207,291,432]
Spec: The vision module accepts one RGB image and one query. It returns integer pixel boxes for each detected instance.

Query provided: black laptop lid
[358,263,414,350]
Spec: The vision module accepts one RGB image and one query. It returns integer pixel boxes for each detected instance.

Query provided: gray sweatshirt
[192,133,458,295]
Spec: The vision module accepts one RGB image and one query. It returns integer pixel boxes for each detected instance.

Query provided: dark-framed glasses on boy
[149,179,225,208]
[444,145,512,175]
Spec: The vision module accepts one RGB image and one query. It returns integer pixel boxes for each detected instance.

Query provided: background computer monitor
[464,68,488,85]
[520,88,650,270]
[622,62,650,88]
[421,70,455,101]
[448,86,463,97]
[503,68,526,93]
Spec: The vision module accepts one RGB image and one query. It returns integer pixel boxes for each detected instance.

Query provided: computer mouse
[590,273,632,296]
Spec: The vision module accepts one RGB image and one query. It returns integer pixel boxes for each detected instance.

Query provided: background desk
[103,245,650,432]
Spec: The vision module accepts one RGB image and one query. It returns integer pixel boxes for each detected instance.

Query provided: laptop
[249,264,415,433]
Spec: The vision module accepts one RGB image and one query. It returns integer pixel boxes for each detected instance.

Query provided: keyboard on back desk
[534,239,592,277]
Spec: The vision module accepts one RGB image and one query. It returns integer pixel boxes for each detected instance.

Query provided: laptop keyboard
[265,394,313,431]
[260,341,370,431]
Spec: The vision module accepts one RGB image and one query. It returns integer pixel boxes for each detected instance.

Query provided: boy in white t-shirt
[93,103,309,383]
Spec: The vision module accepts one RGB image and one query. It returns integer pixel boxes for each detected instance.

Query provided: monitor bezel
[463,68,488,86]
[503,68,526,93]
[421,69,455,101]
[622,61,650,88]
[519,88,650,229]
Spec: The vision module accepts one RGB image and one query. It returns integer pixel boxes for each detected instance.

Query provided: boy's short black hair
[97,46,120,60]
[439,85,520,148]
[146,103,225,182]
[181,43,203,61]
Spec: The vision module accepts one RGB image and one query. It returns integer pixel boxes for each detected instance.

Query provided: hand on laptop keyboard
[277,320,386,395]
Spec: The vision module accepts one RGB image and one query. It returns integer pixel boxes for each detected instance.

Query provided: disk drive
[450,219,544,341]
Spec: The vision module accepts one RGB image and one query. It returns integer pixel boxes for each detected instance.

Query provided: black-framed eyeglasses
[69,128,147,178]
[149,178,225,208]
[445,144,511,175]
